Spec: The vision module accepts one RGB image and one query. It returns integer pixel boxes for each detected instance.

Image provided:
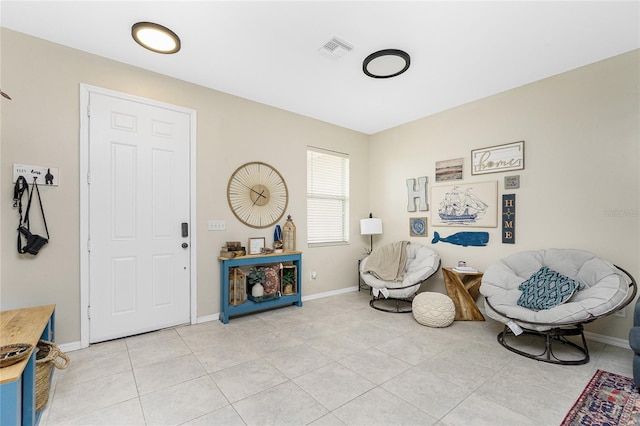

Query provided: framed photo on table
[248,237,265,255]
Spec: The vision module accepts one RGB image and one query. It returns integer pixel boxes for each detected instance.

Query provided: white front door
[88,91,191,343]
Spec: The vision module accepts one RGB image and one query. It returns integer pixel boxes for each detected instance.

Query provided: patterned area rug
[561,369,640,425]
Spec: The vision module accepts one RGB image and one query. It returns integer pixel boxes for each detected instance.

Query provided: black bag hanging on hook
[16,177,50,255]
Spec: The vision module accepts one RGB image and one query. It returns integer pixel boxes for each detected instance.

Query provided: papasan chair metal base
[369,293,414,313]
[496,323,589,365]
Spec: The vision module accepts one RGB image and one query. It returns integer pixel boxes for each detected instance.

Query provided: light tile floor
[40,290,635,426]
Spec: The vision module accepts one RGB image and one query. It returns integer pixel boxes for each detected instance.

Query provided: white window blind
[307,147,350,245]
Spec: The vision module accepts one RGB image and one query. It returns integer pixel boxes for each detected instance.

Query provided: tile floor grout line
[126,339,150,426]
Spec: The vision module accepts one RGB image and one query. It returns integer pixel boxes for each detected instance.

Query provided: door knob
[181,243,189,249]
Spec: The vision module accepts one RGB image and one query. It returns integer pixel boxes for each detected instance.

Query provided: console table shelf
[219,252,302,323]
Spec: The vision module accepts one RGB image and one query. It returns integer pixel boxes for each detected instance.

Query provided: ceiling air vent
[318,36,353,60]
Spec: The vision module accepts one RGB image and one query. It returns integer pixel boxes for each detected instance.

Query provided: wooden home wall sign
[471,141,524,175]
[502,194,516,244]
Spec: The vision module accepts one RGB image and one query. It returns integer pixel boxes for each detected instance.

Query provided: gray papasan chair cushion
[480,248,628,331]
[360,243,440,299]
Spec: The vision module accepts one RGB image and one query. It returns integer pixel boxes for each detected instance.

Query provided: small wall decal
[431,231,489,247]
[502,194,516,244]
[504,175,520,189]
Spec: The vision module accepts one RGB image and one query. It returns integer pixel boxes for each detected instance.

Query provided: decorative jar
[283,215,296,252]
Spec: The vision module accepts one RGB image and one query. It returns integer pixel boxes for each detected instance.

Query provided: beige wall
[0,29,369,344]
[368,50,639,340]
[1,28,638,345]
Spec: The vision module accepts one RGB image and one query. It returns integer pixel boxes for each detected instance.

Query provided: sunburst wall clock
[227,162,289,229]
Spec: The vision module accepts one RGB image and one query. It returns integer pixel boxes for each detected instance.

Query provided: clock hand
[239,182,267,199]
[252,189,266,206]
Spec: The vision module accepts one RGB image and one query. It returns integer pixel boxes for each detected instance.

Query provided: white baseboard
[58,341,83,353]
[196,313,219,324]
[200,287,360,324]
[302,286,358,302]
[584,331,631,350]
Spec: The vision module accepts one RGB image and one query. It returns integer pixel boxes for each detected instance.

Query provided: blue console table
[0,304,56,426]
[219,252,302,323]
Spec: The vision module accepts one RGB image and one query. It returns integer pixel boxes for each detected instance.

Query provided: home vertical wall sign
[502,194,516,243]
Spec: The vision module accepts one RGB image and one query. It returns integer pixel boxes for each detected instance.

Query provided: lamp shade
[360,217,383,235]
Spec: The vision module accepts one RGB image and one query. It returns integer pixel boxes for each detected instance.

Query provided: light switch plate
[208,220,226,231]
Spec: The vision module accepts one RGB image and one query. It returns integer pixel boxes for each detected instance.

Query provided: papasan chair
[480,249,636,365]
[360,241,441,313]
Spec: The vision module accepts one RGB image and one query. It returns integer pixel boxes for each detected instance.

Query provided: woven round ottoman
[412,292,456,327]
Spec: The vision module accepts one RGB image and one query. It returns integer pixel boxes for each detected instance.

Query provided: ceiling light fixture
[363,49,410,79]
[131,22,181,54]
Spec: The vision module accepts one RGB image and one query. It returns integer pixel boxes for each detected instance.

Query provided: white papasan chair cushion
[360,243,440,299]
[480,249,628,331]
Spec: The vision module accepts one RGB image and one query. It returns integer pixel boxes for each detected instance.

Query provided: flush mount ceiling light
[131,22,181,54]
[363,49,410,79]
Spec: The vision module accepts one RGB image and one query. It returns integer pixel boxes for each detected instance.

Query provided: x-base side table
[442,267,485,321]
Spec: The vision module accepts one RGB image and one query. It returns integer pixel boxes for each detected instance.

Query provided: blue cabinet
[0,305,55,426]
[219,252,302,323]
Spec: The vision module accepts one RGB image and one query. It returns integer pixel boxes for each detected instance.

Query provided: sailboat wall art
[431,181,498,228]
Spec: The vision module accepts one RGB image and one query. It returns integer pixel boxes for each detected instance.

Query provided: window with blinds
[307,147,350,245]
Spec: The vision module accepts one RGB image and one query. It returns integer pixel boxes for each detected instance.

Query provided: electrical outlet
[207,220,226,231]
[614,307,626,318]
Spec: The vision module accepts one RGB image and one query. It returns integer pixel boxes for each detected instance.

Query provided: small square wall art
[409,217,428,237]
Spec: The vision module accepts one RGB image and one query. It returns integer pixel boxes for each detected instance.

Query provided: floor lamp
[360,213,383,254]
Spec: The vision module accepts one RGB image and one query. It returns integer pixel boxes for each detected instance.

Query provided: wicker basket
[0,343,32,367]
[35,340,70,411]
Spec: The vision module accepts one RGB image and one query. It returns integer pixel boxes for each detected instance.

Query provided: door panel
[152,254,174,307]
[113,257,137,313]
[112,143,137,239]
[152,148,174,237]
[89,92,190,343]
